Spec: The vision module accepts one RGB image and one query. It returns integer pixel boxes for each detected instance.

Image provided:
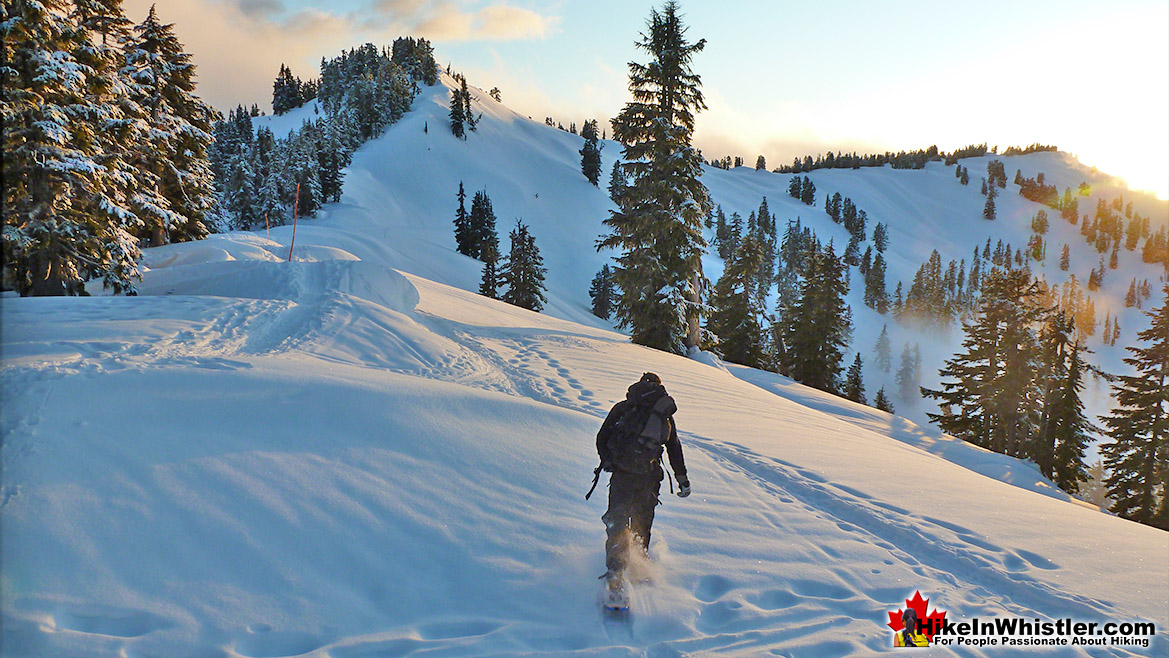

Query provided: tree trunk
[30,251,66,296]
[685,269,702,352]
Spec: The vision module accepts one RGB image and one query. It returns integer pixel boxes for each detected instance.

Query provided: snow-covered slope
[253,73,1167,434]
[2,75,1166,657]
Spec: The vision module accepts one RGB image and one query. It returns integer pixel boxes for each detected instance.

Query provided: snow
[2,75,1166,656]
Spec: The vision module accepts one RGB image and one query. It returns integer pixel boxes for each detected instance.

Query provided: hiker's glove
[677,480,691,498]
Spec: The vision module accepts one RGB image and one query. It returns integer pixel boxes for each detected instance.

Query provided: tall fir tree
[478,231,500,299]
[579,119,603,186]
[500,221,547,311]
[466,190,497,261]
[123,4,215,246]
[599,0,711,354]
[2,0,140,295]
[449,80,465,139]
[590,264,616,319]
[453,181,470,255]
[780,241,850,393]
[896,343,917,403]
[1100,285,1168,529]
[922,269,1045,457]
[607,160,625,204]
[844,353,866,404]
[1049,342,1094,493]
[874,324,892,372]
[707,231,768,368]
[873,221,889,253]
[272,63,300,115]
[460,75,476,132]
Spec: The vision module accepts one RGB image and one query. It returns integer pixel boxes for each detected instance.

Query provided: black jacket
[596,382,688,482]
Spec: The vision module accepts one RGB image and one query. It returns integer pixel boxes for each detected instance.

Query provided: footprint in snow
[232,631,323,658]
[749,588,800,610]
[694,574,735,602]
[54,605,171,638]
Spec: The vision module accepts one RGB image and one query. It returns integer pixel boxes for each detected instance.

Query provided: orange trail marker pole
[287,183,300,262]
[265,211,270,241]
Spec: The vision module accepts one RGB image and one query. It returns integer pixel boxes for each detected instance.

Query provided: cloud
[229,0,282,19]
[376,1,559,41]
[121,0,560,113]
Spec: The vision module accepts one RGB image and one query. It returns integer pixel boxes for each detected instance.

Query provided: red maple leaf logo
[887,590,947,642]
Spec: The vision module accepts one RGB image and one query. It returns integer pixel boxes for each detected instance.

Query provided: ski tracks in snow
[675,435,1142,657]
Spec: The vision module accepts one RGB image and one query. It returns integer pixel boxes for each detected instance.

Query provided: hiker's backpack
[605,383,678,474]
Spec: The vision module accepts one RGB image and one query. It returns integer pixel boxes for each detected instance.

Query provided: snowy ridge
[2,75,1166,656]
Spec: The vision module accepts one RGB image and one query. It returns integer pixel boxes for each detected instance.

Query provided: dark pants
[603,468,661,572]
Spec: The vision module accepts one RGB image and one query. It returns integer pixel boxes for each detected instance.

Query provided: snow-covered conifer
[1100,285,1169,529]
[579,119,603,186]
[708,232,768,368]
[589,265,616,319]
[599,0,711,354]
[500,221,547,312]
[124,4,215,245]
[844,353,866,404]
[780,241,850,393]
[874,324,892,372]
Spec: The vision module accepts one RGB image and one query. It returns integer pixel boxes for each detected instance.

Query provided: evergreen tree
[272,63,300,114]
[983,190,996,220]
[1049,341,1094,493]
[922,269,1044,457]
[607,160,626,205]
[600,1,711,354]
[875,387,894,413]
[1029,311,1091,486]
[1100,285,1169,528]
[844,353,866,404]
[873,221,889,253]
[2,0,141,294]
[755,154,766,170]
[780,241,850,393]
[449,84,465,139]
[800,176,816,205]
[478,238,500,299]
[453,182,470,255]
[707,231,768,368]
[896,343,917,403]
[579,119,603,186]
[714,205,732,259]
[864,252,889,312]
[465,190,498,261]
[124,5,215,245]
[460,75,476,132]
[1060,244,1070,271]
[874,324,892,372]
[500,220,547,311]
[590,264,616,319]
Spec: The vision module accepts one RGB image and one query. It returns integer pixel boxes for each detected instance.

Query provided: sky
[125,0,1169,199]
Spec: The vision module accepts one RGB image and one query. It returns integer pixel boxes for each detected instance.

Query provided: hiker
[594,372,690,580]
[895,607,930,647]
